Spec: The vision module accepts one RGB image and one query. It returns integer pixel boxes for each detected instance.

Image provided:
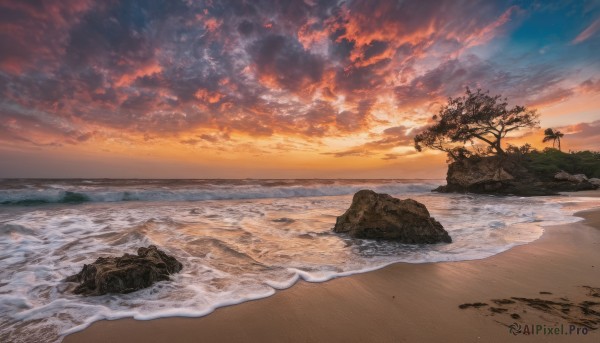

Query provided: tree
[542,128,564,151]
[506,143,535,156]
[414,88,540,160]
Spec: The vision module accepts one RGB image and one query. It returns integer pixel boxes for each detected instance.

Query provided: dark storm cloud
[335,58,391,93]
[121,92,158,111]
[329,36,355,61]
[0,0,92,73]
[237,20,254,35]
[248,34,325,92]
[362,40,388,60]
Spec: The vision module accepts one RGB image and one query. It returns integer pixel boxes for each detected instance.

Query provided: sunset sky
[1,0,599,178]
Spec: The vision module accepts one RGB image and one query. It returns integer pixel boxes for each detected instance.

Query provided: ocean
[1,179,598,342]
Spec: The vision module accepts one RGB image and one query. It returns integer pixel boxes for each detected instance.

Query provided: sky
[0,0,599,178]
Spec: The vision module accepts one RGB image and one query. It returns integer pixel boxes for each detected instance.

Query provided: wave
[0,182,440,205]
[1,191,90,205]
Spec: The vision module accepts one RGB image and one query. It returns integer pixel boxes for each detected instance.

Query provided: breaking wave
[0,179,439,205]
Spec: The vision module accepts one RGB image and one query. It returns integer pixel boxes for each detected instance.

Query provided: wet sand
[65,196,600,342]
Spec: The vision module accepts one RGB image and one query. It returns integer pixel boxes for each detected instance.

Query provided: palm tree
[542,128,564,151]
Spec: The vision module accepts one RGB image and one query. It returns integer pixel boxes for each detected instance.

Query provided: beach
[4,0,600,341]
[64,192,600,343]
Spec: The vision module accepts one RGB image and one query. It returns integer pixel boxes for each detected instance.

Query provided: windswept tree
[542,128,564,151]
[414,88,540,160]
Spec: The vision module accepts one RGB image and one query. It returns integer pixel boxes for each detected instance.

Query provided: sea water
[0,179,598,342]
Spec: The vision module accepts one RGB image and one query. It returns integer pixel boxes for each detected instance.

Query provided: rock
[555,170,588,183]
[332,190,451,244]
[66,245,183,296]
[437,156,598,196]
[590,178,600,187]
[437,157,548,195]
[554,170,570,181]
[446,158,514,189]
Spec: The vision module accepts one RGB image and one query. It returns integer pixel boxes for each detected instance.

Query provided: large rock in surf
[333,190,451,244]
[66,245,183,296]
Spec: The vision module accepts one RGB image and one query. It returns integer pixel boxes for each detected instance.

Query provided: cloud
[527,87,575,107]
[561,120,600,138]
[394,55,502,109]
[557,120,600,151]
[381,151,419,160]
[181,132,230,145]
[579,78,600,93]
[248,34,325,92]
[0,1,93,74]
[324,125,416,158]
[0,0,597,155]
[572,17,600,44]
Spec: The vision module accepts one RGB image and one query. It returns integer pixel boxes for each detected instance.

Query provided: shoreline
[64,196,600,342]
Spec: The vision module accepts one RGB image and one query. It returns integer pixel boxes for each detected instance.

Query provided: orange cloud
[1,0,599,178]
[195,89,223,104]
[115,61,162,87]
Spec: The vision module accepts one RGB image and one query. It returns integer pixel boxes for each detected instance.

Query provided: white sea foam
[0,179,598,342]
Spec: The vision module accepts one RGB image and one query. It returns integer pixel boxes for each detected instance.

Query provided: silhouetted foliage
[506,143,536,158]
[414,88,540,161]
[542,128,564,151]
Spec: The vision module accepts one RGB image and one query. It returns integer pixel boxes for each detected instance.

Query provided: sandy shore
[65,197,600,342]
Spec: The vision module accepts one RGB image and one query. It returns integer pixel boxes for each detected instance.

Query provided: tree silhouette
[414,88,539,160]
[542,128,564,151]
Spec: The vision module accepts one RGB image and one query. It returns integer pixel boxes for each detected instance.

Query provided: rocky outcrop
[66,245,183,296]
[436,156,598,196]
[590,178,600,187]
[333,190,451,244]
